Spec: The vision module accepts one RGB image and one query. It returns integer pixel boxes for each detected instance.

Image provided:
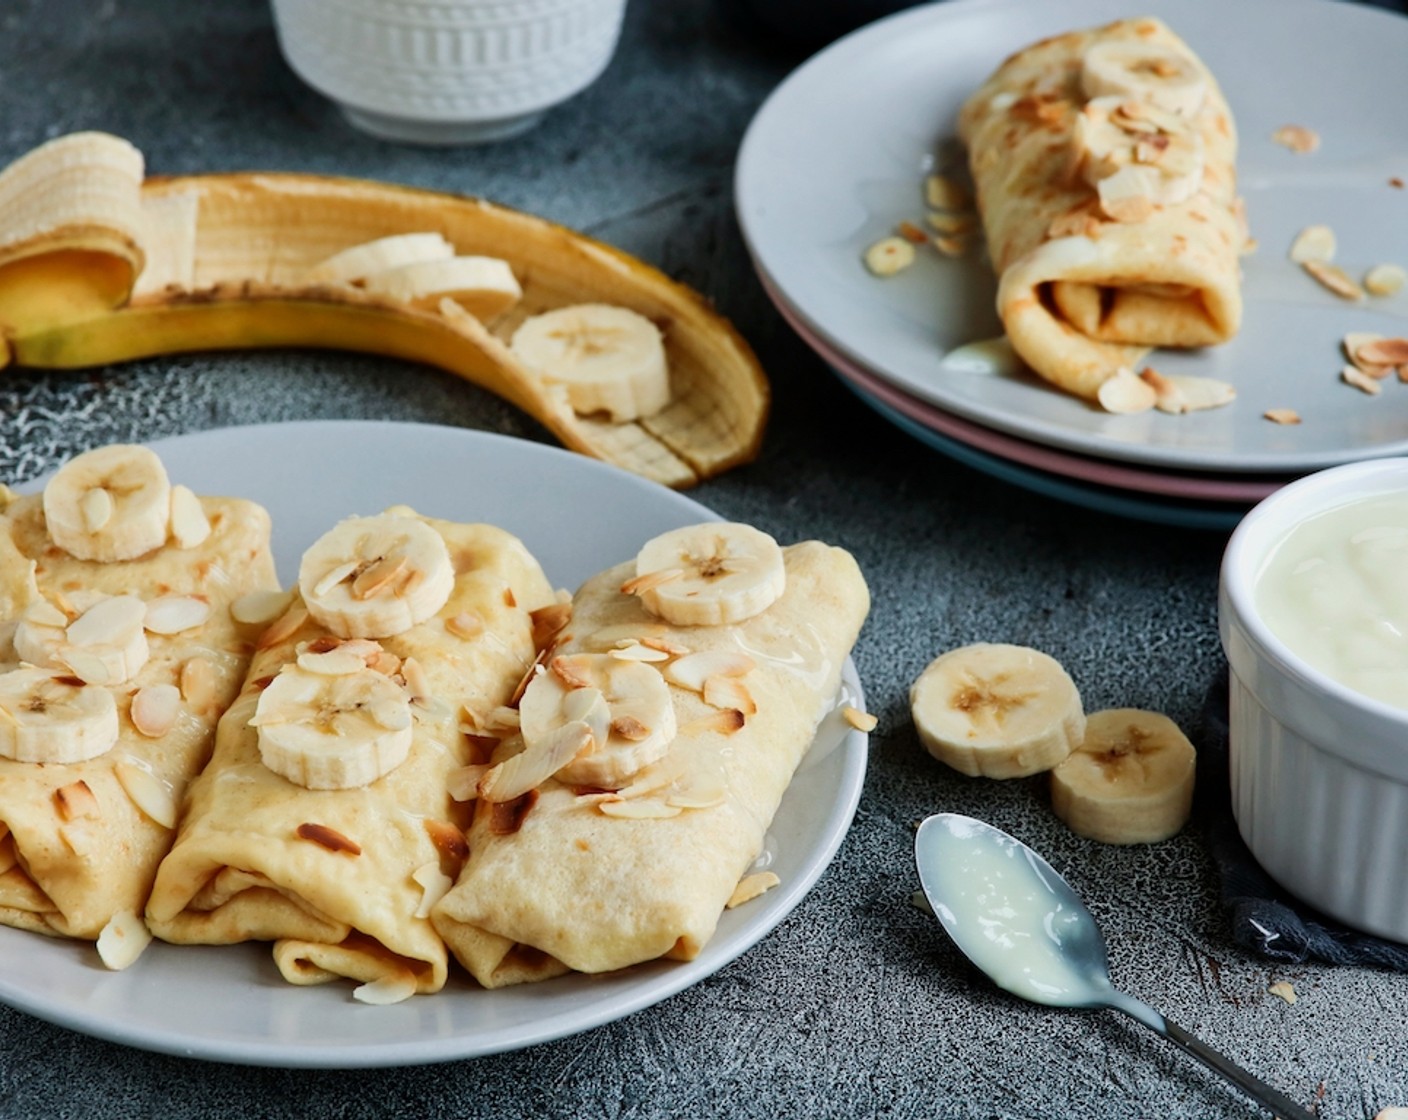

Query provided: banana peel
[0,135,769,489]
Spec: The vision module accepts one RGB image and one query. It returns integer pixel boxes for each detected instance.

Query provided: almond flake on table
[1365,263,1406,297]
[1268,980,1298,1005]
[1342,365,1383,395]
[1272,124,1320,153]
[863,236,915,277]
[1264,409,1302,425]
[1303,259,1365,300]
[1288,225,1335,263]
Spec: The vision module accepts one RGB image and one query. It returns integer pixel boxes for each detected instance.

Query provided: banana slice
[1072,96,1205,217]
[14,594,150,686]
[1050,708,1196,844]
[303,232,455,285]
[909,643,1084,779]
[0,667,120,764]
[42,444,172,562]
[360,255,521,320]
[509,304,671,423]
[1080,40,1208,117]
[249,659,414,789]
[298,514,454,640]
[627,522,785,627]
[515,652,676,789]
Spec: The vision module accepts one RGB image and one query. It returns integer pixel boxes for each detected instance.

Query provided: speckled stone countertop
[0,1,1405,1118]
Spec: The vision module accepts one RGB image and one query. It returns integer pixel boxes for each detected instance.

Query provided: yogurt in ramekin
[1220,459,1408,941]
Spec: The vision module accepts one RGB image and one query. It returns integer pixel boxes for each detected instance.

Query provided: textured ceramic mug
[270,0,629,144]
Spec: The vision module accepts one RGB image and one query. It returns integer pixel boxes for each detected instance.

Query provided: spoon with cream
[914,813,1315,1120]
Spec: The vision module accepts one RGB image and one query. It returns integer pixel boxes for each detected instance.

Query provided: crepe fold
[145,515,555,996]
[0,490,277,939]
[958,17,1243,401]
[431,540,869,989]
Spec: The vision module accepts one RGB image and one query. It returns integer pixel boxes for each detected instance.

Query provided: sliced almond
[1097,368,1157,415]
[1344,332,1390,376]
[444,611,485,640]
[169,484,211,549]
[1355,337,1408,366]
[401,656,431,703]
[1364,263,1406,297]
[1303,260,1364,301]
[549,655,593,691]
[639,636,689,657]
[1288,225,1335,264]
[1272,124,1319,153]
[296,821,361,855]
[726,871,781,909]
[1139,367,1187,414]
[863,237,916,277]
[130,683,181,738]
[296,648,366,676]
[25,600,68,629]
[924,174,970,212]
[598,797,681,820]
[609,641,670,663]
[96,910,152,971]
[931,234,967,258]
[352,972,418,1006]
[842,706,878,732]
[1143,370,1236,414]
[257,603,310,650]
[479,722,591,803]
[114,759,177,828]
[80,488,114,534]
[144,595,211,635]
[313,561,358,599]
[663,650,755,693]
[1264,408,1302,425]
[67,595,144,647]
[897,219,928,245]
[1267,980,1298,1006]
[1342,365,1383,395]
[351,555,407,601]
[423,818,469,865]
[179,656,220,712]
[231,588,295,627]
[411,862,453,919]
[528,603,571,649]
[54,779,100,821]
[926,210,976,236]
[679,709,746,736]
[703,676,756,716]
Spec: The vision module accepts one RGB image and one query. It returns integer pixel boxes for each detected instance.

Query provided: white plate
[736,0,1408,474]
[0,421,867,1068]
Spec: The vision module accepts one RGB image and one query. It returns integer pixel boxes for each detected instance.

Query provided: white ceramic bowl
[1220,458,1408,942]
[270,0,629,145]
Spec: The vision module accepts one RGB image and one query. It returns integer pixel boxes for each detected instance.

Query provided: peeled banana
[0,133,769,490]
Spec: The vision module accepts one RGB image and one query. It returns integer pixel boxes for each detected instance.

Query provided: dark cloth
[1198,666,1408,970]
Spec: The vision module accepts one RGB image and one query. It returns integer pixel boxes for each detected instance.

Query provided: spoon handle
[1111,999,1317,1120]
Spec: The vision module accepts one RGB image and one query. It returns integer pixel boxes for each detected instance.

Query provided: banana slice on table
[1050,708,1196,844]
[303,232,454,285]
[503,651,677,791]
[0,667,120,763]
[360,255,521,320]
[298,514,455,640]
[626,522,785,627]
[42,444,171,562]
[1072,96,1205,219]
[250,657,414,789]
[509,304,671,423]
[14,594,149,686]
[909,643,1085,779]
[1080,40,1208,117]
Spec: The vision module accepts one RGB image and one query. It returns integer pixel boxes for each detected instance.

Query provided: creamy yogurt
[1254,493,1408,711]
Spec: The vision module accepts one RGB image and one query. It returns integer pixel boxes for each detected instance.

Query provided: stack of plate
[735,0,1408,531]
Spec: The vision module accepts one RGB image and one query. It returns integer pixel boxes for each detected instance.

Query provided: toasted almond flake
[179,656,220,712]
[444,611,485,640]
[611,714,652,741]
[366,649,402,677]
[679,708,746,736]
[115,759,177,828]
[423,818,469,864]
[508,650,549,707]
[144,595,211,635]
[1272,124,1319,153]
[169,484,211,549]
[479,722,591,803]
[1365,263,1406,297]
[1151,372,1237,413]
[842,706,878,732]
[639,636,689,657]
[411,862,453,919]
[598,797,681,820]
[726,871,780,909]
[257,604,310,650]
[1288,225,1334,264]
[528,602,572,649]
[924,174,970,211]
[549,655,593,690]
[352,972,418,1006]
[931,234,967,258]
[926,210,976,236]
[703,676,757,716]
[80,487,113,533]
[1139,367,1188,414]
[1344,331,1389,374]
[1264,408,1301,425]
[401,656,431,703]
[130,683,181,738]
[897,219,928,244]
[96,910,152,971]
[1342,365,1383,395]
[1268,980,1298,1005]
[609,641,670,663]
[863,236,916,277]
[54,779,100,821]
[296,648,366,676]
[296,821,361,855]
[1303,259,1364,300]
[663,650,756,693]
[1097,368,1157,415]
[231,588,295,627]
[1355,337,1408,366]
[351,555,407,600]
[313,560,358,599]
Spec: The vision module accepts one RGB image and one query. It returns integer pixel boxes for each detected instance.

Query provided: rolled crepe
[0,484,277,940]
[432,539,869,989]
[958,17,1243,401]
[146,514,555,997]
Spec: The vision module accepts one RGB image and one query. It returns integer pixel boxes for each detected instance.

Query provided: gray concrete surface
[0,1,1403,1117]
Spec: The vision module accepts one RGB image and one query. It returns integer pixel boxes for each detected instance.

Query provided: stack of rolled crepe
[958,17,1245,401]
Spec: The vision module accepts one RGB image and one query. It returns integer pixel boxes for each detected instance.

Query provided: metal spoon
[914,813,1315,1120]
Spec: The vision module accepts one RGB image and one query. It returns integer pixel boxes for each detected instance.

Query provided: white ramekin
[1220,457,1408,942]
[269,0,629,145]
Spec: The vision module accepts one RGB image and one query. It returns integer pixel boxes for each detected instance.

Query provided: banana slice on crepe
[298,514,455,640]
[14,594,150,686]
[910,643,1085,778]
[303,232,454,285]
[1080,39,1208,117]
[1072,96,1205,220]
[1050,708,1196,844]
[42,444,172,562]
[0,667,120,764]
[510,303,671,423]
[626,522,785,627]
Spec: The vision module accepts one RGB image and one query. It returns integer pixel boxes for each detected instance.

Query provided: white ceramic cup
[1219,458,1408,941]
[269,0,629,145]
